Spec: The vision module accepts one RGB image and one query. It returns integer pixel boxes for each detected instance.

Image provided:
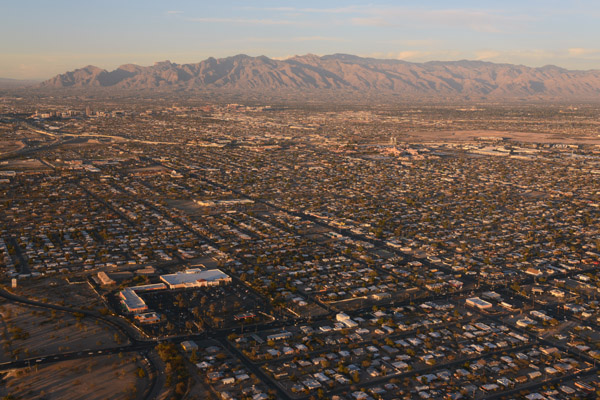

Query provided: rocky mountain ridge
[39,54,600,100]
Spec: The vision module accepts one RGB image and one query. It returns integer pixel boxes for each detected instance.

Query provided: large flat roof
[160,269,230,287]
[132,283,167,292]
[466,297,492,307]
[120,288,146,310]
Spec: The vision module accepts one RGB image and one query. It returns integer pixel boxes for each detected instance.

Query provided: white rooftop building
[160,269,232,289]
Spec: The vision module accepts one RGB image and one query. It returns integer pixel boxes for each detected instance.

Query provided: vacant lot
[0,353,148,400]
[0,140,25,155]
[14,278,105,311]
[403,129,600,145]
[0,303,126,362]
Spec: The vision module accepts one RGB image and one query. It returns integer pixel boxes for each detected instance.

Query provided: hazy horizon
[3,0,600,79]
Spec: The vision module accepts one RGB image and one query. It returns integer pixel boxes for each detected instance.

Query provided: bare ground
[0,353,148,400]
[400,129,600,145]
[14,278,105,311]
[0,303,126,362]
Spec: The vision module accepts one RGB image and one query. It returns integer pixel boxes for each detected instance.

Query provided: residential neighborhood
[1,98,600,399]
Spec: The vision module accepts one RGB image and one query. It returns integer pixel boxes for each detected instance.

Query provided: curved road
[0,287,164,400]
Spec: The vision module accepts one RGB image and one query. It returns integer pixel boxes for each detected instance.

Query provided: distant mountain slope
[39,54,600,100]
[0,77,40,88]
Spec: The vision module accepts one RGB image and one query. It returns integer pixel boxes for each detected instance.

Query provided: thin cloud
[350,8,530,33]
[226,36,347,44]
[395,51,431,59]
[475,51,502,60]
[188,6,532,34]
[251,5,532,34]
[568,48,600,56]
[243,6,364,14]
[351,17,390,27]
[166,11,183,15]
[368,51,461,62]
[185,17,296,26]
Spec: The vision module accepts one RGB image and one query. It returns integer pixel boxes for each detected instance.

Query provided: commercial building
[118,283,166,313]
[119,288,148,313]
[160,269,232,289]
[97,271,116,286]
[336,312,358,328]
[481,291,502,302]
[119,269,230,315]
[465,297,493,310]
[134,312,160,324]
[267,331,293,341]
[194,199,254,207]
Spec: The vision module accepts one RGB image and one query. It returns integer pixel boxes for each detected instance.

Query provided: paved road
[218,336,292,400]
[0,342,155,370]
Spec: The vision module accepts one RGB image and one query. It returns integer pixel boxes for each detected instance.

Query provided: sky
[2,0,600,79]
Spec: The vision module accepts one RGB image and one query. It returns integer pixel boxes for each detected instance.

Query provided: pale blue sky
[2,0,600,79]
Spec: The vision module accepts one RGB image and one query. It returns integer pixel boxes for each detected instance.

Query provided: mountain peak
[117,63,142,71]
[153,60,174,67]
[289,53,321,61]
[81,65,105,73]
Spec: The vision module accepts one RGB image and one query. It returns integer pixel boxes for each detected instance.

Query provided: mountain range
[38,54,600,100]
[0,77,41,89]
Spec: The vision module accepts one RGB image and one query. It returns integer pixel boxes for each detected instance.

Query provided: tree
[190,349,198,363]
[192,306,201,319]
[175,381,186,396]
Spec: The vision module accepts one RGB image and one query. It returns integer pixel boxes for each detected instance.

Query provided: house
[181,340,198,352]
[221,377,235,385]
[528,371,542,380]
[302,378,321,390]
[497,377,512,387]
[481,384,499,392]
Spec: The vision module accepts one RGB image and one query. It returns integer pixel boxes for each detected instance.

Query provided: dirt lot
[0,353,148,400]
[0,158,50,171]
[0,302,126,362]
[401,129,600,145]
[14,278,105,311]
[127,165,169,175]
[0,140,25,155]
[166,199,205,216]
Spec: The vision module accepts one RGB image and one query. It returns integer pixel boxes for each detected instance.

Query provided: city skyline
[2,0,600,79]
